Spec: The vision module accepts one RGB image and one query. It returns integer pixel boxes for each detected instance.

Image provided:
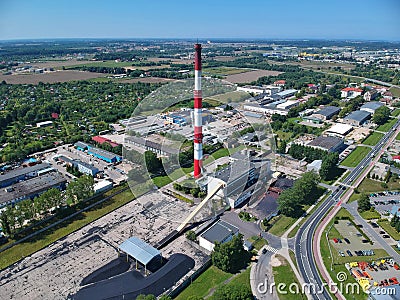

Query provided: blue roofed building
[87,147,122,163]
[360,101,384,115]
[343,110,371,126]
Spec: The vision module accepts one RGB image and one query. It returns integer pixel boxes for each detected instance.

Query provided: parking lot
[0,191,208,300]
[42,145,130,184]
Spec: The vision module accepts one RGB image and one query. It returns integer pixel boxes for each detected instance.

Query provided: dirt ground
[226,70,283,83]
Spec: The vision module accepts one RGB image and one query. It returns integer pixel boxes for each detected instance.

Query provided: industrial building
[198,220,239,252]
[325,123,353,137]
[0,163,52,188]
[94,180,113,194]
[275,89,298,99]
[92,136,120,148]
[276,100,299,110]
[57,155,98,176]
[74,141,122,163]
[0,172,67,208]
[313,106,341,121]
[360,101,384,115]
[243,103,288,116]
[36,120,53,128]
[124,136,179,157]
[207,159,270,208]
[343,110,371,126]
[307,136,345,153]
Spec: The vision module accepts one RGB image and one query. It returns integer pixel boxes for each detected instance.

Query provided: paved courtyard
[0,191,209,300]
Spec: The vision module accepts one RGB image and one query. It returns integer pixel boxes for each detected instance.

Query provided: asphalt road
[294,118,400,300]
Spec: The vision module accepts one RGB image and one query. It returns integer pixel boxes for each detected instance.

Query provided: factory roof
[360,101,384,111]
[74,141,90,149]
[88,147,121,160]
[344,110,371,122]
[0,163,51,183]
[325,123,353,135]
[75,160,99,172]
[200,220,239,244]
[307,136,344,151]
[315,106,341,117]
[276,89,298,98]
[118,237,161,265]
[0,172,66,204]
[214,160,253,183]
[125,136,179,155]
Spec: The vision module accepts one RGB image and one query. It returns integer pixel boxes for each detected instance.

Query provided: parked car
[380,231,386,234]
[339,251,345,257]
[344,238,351,244]
[346,250,353,257]
[333,238,339,243]
[383,235,390,238]
[371,222,379,228]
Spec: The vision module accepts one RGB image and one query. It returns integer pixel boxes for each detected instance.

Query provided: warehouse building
[0,163,52,188]
[76,161,99,176]
[275,89,298,99]
[360,101,384,115]
[343,110,371,126]
[87,147,122,164]
[313,106,341,121]
[207,158,270,208]
[125,136,179,157]
[199,220,239,252]
[74,141,90,151]
[307,136,346,153]
[325,123,353,137]
[0,172,67,208]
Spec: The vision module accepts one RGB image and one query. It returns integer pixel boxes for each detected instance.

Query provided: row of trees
[277,172,320,218]
[288,143,328,163]
[173,183,206,198]
[390,215,400,233]
[0,175,94,236]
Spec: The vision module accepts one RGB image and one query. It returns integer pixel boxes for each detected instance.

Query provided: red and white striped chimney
[193,43,203,178]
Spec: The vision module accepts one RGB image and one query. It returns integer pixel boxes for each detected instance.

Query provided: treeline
[288,143,328,163]
[277,172,321,217]
[348,64,399,85]
[0,175,94,236]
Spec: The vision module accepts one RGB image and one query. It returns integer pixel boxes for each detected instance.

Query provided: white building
[341,87,363,98]
[276,100,299,110]
[36,120,53,128]
[94,180,113,194]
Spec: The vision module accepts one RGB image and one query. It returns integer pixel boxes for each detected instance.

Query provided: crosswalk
[264,245,279,254]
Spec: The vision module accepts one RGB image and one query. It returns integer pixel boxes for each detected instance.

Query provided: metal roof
[200,220,239,244]
[360,101,384,111]
[344,110,371,122]
[118,237,161,265]
[315,106,341,117]
[308,136,343,151]
[0,163,51,183]
[88,147,121,160]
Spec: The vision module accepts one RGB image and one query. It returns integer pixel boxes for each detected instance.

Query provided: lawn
[203,67,249,76]
[340,146,371,168]
[359,209,381,220]
[357,177,400,194]
[248,236,268,250]
[272,255,307,300]
[376,118,397,132]
[389,86,400,98]
[174,266,231,300]
[267,215,297,237]
[377,219,400,240]
[392,108,400,117]
[0,189,135,270]
[396,132,400,140]
[226,267,251,289]
[362,132,384,146]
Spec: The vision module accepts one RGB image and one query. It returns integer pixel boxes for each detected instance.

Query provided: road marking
[264,245,279,254]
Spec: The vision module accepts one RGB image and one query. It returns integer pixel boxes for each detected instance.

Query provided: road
[250,250,279,300]
[294,118,400,300]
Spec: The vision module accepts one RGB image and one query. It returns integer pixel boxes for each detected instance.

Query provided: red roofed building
[274,80,286,87]
[51,112,59,119]
[393,155,400,163]
[341,87,363,98]
[92,136,120,148]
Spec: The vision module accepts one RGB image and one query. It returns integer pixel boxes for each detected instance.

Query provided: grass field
[376,118,397,132]
[203,67,249,76]
[389,86,400,98]
[359,209,381,220]
[357,177,400,194]
[267,215,298,237]
[391,108,400,117]
[204,91,249,103]
[362,132,384,146]
[396,132,400,140]
[377,219,400,240]
[248,236,268,250]
[272,255,308,300]
[174,266,231,300]
[340,146,371,168]
[0,189,135,270]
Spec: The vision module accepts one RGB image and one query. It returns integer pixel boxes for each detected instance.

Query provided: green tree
[373,106,390,125]
[66,175,94,204]
[186,230,197,241]
[319,152,339,180]
[211,234,250,273]
[136,295,156,300]
[211,284,253,300]
[144,151,162,173]
[358,194,371,212]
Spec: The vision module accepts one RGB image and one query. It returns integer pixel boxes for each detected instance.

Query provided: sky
[0,0,399,41]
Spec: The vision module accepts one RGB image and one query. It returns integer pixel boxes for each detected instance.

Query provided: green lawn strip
[377,219,400,240]
[272,255,307,300]
[248,236,268,250]
[376,118,397,132]
[268,215,297,237]
[225,267,251,289]
[0,189,134,270]
[391,108,400,117]
[389,87,400,98]
[341,146,371,168]
[288,250,298,271]
[396,132,400,140]
[174,266,231,300]
[359,209,381,220]
[321,168,346,185]
[362,132,384,146]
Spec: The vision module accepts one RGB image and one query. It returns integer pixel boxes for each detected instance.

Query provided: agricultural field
[226,69,283,83]
[204,90,249,103]
[203,67,249,76]
[341,146,371,168]
[389,86,400,98]
[362,132,384,146]
[0,70,107,84]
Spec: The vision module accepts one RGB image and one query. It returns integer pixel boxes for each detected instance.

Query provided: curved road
[295,118,400,300]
